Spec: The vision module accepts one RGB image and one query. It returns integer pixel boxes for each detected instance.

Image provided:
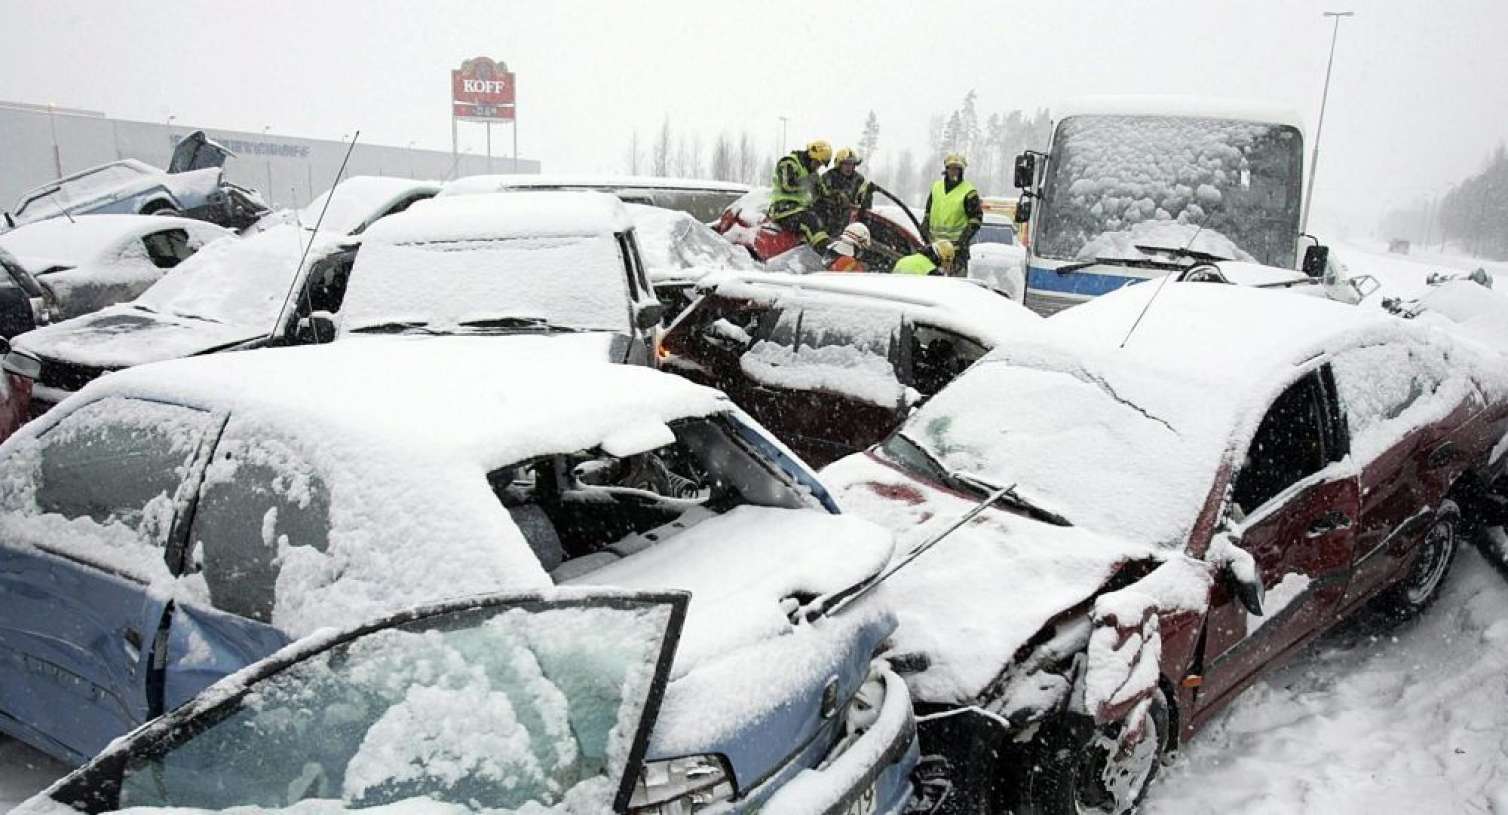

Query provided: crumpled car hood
[821,452,1161,705]
[15,306,257,369]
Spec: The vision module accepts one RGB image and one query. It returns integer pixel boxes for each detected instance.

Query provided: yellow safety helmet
[834,147,862,166]
[932,239,956,265]
[807,140,833,166]
[943,153,967,169]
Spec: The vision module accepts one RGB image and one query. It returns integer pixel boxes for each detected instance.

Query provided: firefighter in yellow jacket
[766,140,833,249]
[920,153,983,274]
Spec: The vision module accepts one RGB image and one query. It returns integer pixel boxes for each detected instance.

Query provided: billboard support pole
[451,113,458,180]
[486,121,493,173]
[512,116,518,173]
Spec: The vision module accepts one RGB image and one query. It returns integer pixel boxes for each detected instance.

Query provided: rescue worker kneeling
[823,222,872,272]
[893,239,955,276]
[767,139,833,250]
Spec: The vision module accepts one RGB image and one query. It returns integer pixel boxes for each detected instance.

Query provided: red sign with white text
[452,57,515,121]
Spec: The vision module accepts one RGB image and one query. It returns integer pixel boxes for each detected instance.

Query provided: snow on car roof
[30,336,731,635]
[624,203,758,281]
[296,175,441,236]
[0,214,232,270]
[1053,94,1307,137]
[439,173,750,197]
[362,190,633,244]
[706,271,1042,345]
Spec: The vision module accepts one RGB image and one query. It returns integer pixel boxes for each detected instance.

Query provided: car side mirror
[1348,273,1381,301]
[1014,197,1033,225]
[1301,244,1330,278]
[1226,562,1265,617]
[295,311,337,344]
[635,302,665,331]
[2,347,42,379]
[1013,153,1037,189]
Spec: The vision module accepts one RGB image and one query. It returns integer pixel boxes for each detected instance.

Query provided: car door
[0,396,222,763]
[1194,368,1358,718]
[740,301,906,467]
[159,418,332,709]
[39,592,687,814]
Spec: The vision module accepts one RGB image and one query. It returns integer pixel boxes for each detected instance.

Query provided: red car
[659,271,1042,467]
[713,187,925,271]
[820,282,1508,814]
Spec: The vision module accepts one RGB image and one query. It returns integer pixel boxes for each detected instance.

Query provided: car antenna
[1118,213,1210,349]
[271,130,360,345]
[811,480,1017,620]
[47,192,76,224]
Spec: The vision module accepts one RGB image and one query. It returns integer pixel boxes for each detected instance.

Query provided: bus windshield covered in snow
[1034,114,1304,269]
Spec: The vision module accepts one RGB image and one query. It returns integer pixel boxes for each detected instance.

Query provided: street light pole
[262,126,274,208]
[1301,10,1355,233]
[778,116,789,155]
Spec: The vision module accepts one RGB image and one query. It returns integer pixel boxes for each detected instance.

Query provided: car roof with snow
[0,214,232,270]
[439,173,749,197]
[702,271,1042,344]
[1054,94,1307,136]
[296,175,441,235]
[362,189,633,244]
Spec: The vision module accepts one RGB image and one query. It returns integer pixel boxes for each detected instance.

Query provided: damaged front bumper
[757,668,922,815]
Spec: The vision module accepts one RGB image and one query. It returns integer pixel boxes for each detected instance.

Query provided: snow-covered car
[243,175,440,237]
[820,282,1508,814]
[439,173,750,222]
[3,223,354,415]
[967,215,1028,301]
[660,271,1043,467]
[16,589,691,814]
[335,191,664,364]
[714,187,927,273]
[4,131,267,232]
[0,214,232,327]
[624,202,760,323]
[0,339,921,813]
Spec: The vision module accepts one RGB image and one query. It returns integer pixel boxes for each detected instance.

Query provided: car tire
[1009,689,1168,815]
[1376,500,1460,621]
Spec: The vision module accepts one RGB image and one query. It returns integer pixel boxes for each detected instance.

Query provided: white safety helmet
[841,222,872,249]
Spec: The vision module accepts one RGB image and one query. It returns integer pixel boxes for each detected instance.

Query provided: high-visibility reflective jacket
[893,252,938,275]
[768,152,816,216]
[926,178,979,242]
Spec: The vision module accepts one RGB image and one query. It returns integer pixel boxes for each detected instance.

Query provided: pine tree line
[623,92,1052,205]
[1380,144,1508,259]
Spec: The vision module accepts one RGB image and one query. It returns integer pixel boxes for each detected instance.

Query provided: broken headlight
[629,753,735,814]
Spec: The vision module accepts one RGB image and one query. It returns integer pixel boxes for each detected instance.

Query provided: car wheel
[1011,690,1168,815]
[1377,501,1459,620]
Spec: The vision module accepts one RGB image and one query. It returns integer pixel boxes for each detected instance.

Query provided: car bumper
[756,669,922,815]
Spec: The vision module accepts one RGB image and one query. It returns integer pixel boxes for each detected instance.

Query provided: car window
[489,416,808,581]
[909,323,989,397]
[8,397,219,580]
[298,247,357,317]
[975,224,1017,245]
[1331,342,1449,456]
[624,230,654,296]
[187,426,332,622]
[115,599,676,813]
[614,232,642,300]
[1231,373,1328,514]
[740,300,905,407]
[142,228,195,269]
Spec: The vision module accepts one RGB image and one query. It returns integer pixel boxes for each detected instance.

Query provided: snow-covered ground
[1145,545,1508,814]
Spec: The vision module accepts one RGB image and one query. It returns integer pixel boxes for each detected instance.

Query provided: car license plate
[844,783,877,815]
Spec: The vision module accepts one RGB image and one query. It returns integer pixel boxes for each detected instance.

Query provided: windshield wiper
[1052,255,1191,275]
[1133,244,1230,264]
[349,320,443,335]
[457,316,591,333]
[889,431,1071,527]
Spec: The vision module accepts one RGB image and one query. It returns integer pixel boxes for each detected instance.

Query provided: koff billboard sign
[452,57,515,121]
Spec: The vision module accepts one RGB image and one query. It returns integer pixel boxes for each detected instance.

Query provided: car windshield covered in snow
[1034,114,1304,268]
[133,223,323,328]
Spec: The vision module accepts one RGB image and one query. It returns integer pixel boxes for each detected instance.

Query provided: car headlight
[629,754,735,814]
[2,348,41,380]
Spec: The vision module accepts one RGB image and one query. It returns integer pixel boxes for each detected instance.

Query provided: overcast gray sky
[3,0,1505,233]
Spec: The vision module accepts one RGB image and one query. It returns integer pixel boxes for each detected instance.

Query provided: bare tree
[894,147,917,205]
[624,129,642,175]
[710,132,734,181]
[652,117,672,177]
[689,133,705,178]
[735,131,755,183]
[859,111,880,162]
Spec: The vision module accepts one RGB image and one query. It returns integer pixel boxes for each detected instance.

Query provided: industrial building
[0,99,540,213]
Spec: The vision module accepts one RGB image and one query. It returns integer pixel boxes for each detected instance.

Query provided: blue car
[0,337,923,814]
